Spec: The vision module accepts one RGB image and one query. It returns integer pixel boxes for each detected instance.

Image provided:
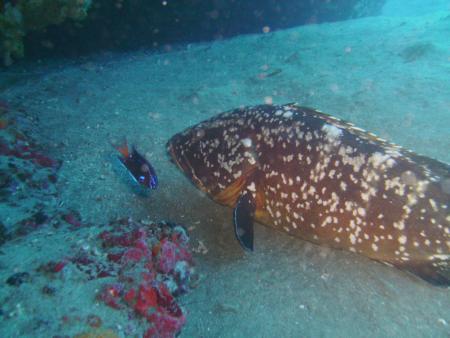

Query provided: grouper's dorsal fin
[233,190,256,252]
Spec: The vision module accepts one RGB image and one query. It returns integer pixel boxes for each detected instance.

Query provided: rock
[6,272,31,286]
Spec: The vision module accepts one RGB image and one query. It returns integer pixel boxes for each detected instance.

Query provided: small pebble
[437,318,448,326]
[42,285,56,296]
[86,314,102,328]
[32,211,48,225]
[192,240,208,254]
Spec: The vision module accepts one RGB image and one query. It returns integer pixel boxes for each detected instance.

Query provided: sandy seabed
[0,8,449,338]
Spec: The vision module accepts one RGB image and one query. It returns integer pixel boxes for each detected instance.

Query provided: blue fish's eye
[138,175,146,183]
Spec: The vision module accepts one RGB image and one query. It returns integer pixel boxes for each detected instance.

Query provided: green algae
[0,0,91,66]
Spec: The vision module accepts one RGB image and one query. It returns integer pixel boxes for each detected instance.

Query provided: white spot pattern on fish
[167,103,450,285]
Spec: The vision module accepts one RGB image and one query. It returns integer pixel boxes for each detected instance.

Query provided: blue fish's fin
[112,138,129,159]
[115,155,138,184]
[233,191,255,252]
[131,145,140,157]
[116,155,126,165]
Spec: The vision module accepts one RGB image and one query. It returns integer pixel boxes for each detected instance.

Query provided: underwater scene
[0,0,449,337]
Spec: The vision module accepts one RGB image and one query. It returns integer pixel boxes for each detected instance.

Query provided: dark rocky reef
[24,0,385,60]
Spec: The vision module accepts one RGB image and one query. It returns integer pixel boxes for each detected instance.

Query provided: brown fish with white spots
[167,103,450,286]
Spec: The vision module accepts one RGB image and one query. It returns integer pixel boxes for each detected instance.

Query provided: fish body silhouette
[167,103,449,286]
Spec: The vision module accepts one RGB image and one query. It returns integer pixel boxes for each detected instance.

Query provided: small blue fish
[114,139,158,189]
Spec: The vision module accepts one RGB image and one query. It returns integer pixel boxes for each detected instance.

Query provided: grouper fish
[167,103,450,286]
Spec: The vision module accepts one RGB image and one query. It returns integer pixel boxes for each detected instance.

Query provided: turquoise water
[0,1,449,337]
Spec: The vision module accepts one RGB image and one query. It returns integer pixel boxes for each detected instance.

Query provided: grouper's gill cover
[167,108,260,202]
[167,103,450,286]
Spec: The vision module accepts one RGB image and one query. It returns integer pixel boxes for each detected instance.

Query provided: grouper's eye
[138,175,146,183]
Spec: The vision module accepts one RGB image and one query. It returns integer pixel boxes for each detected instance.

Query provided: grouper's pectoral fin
[233,191,255,252]
[215,169,269,252]
[214,167,257,207]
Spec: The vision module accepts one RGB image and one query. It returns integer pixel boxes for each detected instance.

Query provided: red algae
[156,238,192,274]
[97,284,124,309]
[86,314,103,328]
[53,261,67,273]
[96,219,195,337]
[47,218,196,337]
[62,212,83,228]
[0,103,68,241]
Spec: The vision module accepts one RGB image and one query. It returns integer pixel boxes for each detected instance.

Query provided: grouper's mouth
[166,138,208,193]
